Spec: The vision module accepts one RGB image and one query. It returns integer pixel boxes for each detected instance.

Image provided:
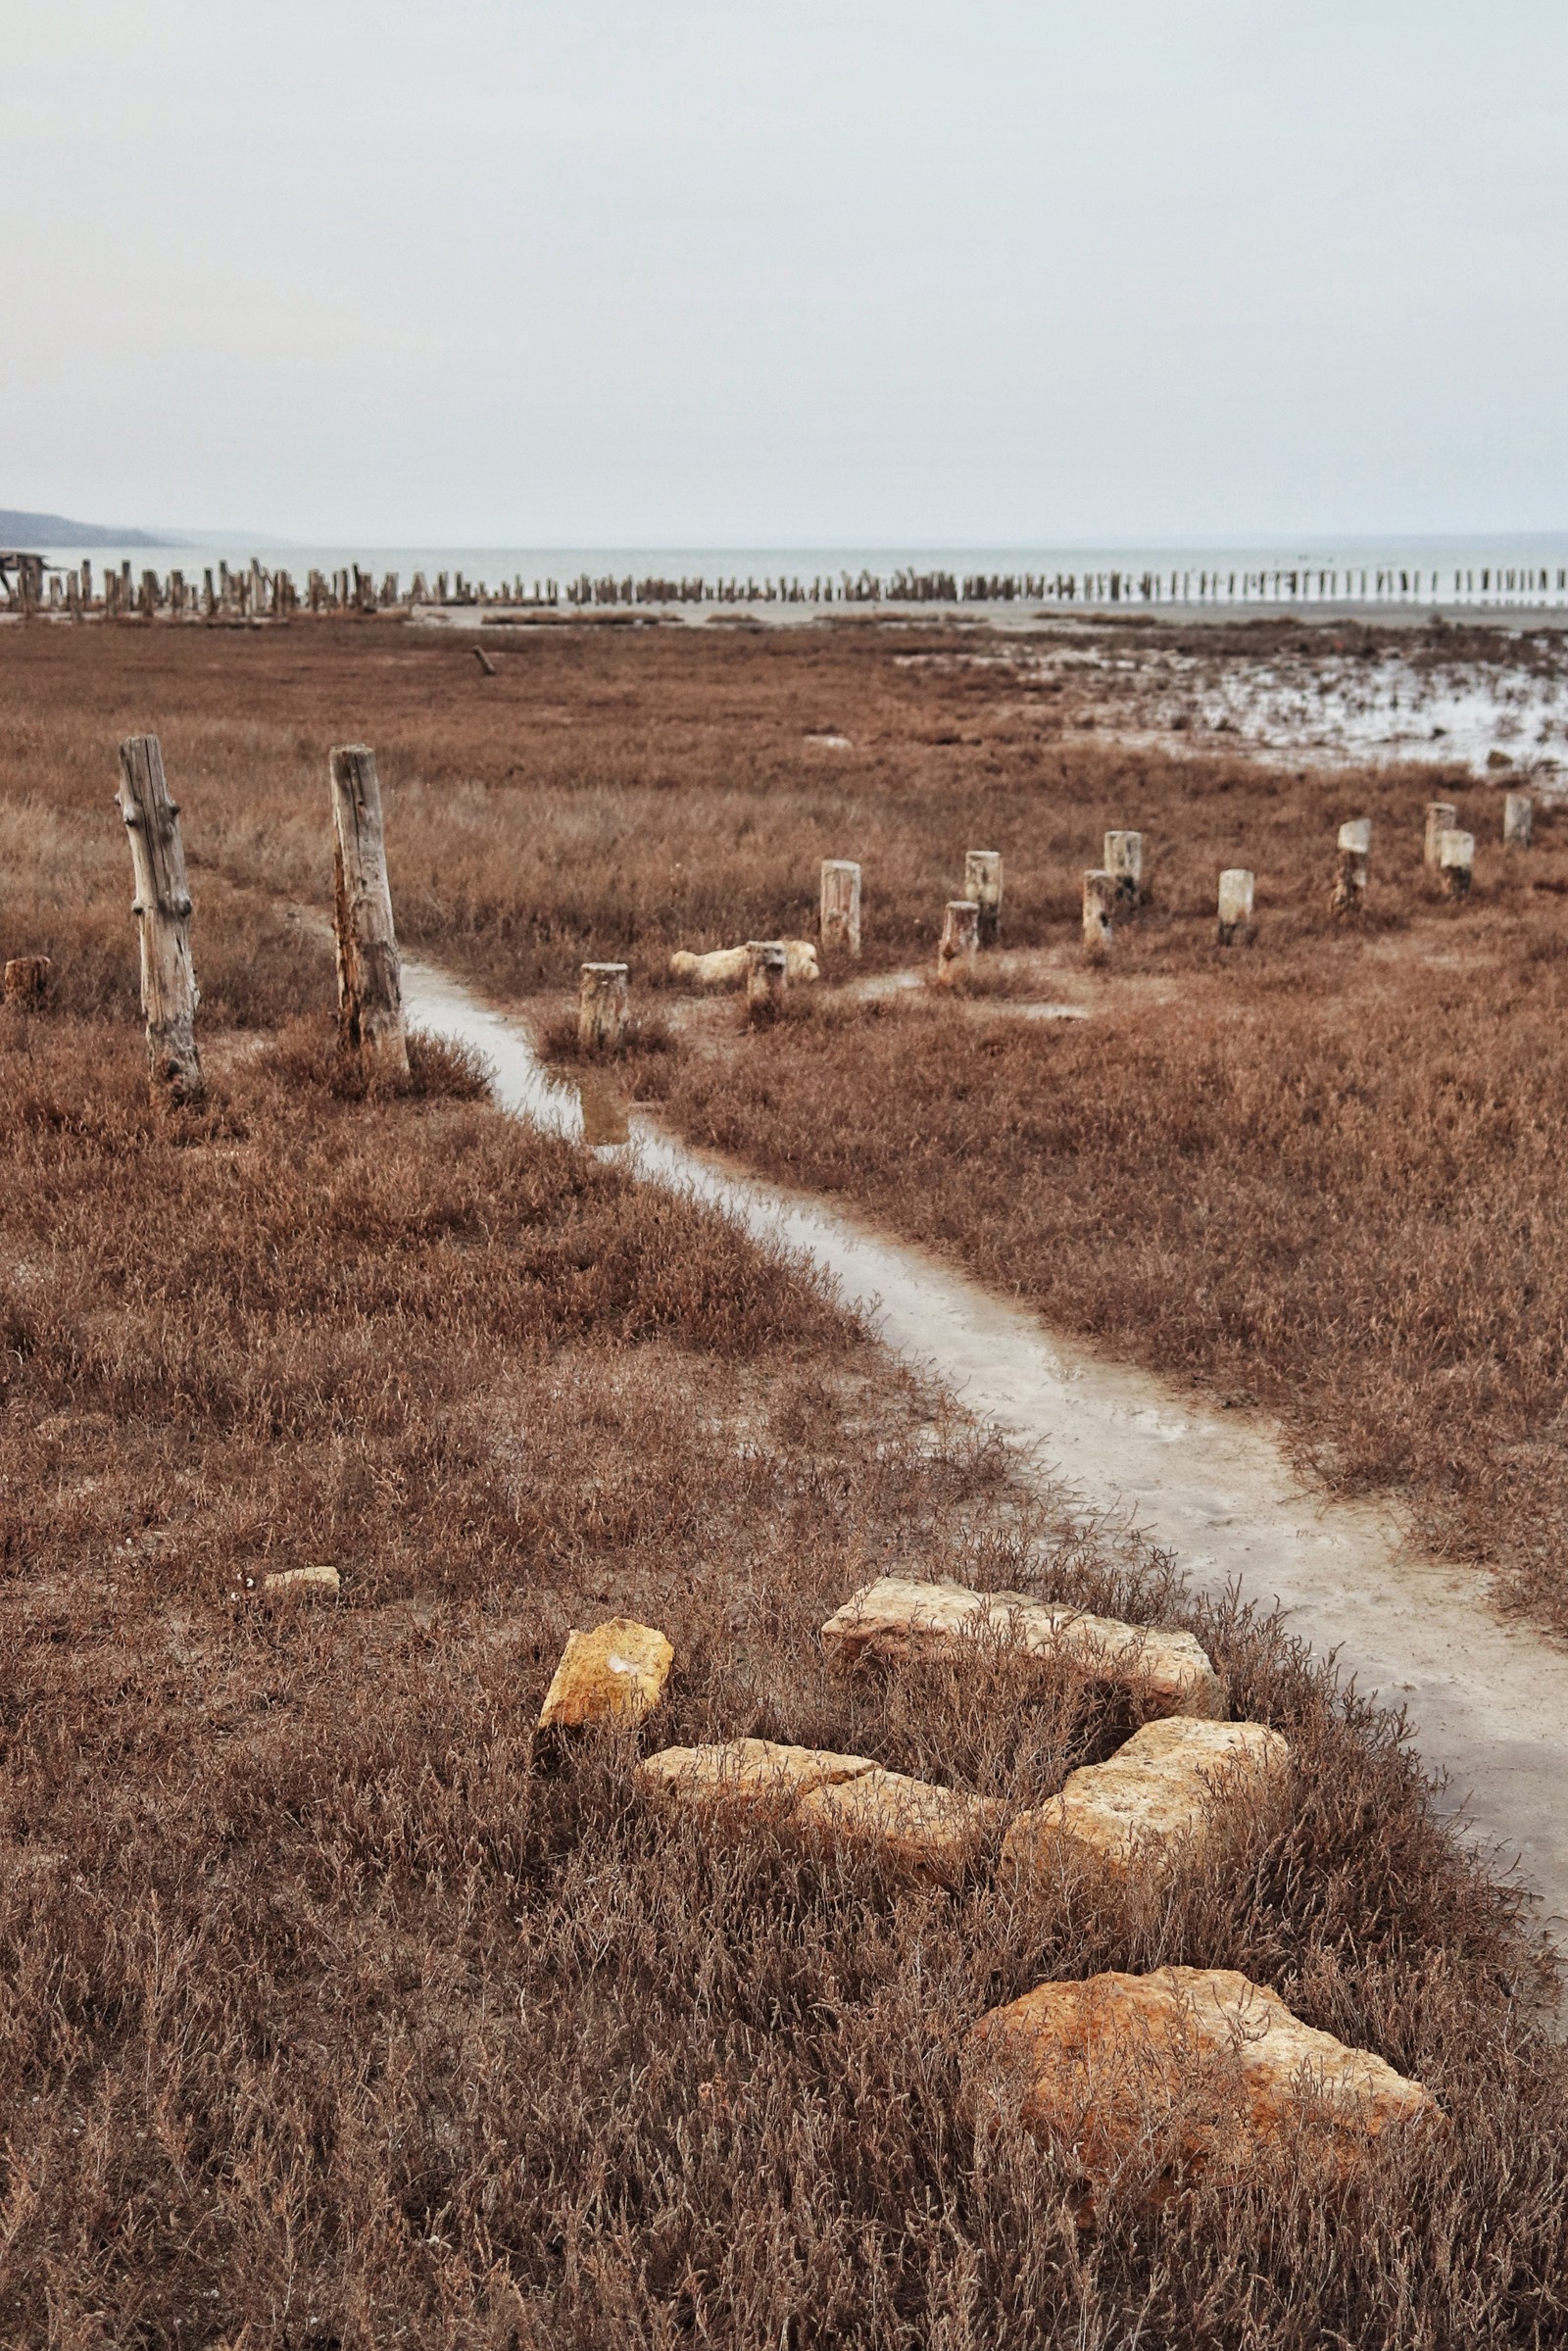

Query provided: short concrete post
[117,736,203,1102]
[3,955,52,1005]
[328,746,410,1080]
[1332,817,1371,917]
[1424,802,1457,869]
[1503,791,1534,850]
[1216,868,1255,946]
[1439,829,1474,901]
[937,899,980,985]
[746,940,788,1013]
[1103,830,1143,908]
[1083,870,1115,953]
[819,859,862,958]
[963,850,1004,947]
[579,961,629,1052]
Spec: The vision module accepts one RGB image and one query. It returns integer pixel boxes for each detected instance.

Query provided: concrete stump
[1083,869,1115,953]
[963,850,1004,947]
[746,940,788,1013]
[937,899,980,985]
[819,859,862,959]
[1332,818,1371,917]
[1103,830,1143,908]
[1439,828,1474,901]
[578,961,629,1052]
[1216,869,1254,946]
[4,955,52,1005]
[1424,802,1458,870]
[1503,791,1534,851]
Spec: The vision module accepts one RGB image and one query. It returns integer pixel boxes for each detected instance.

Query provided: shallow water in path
[403,955,1568,1950]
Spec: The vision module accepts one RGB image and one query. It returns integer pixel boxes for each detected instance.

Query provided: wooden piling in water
[1083,870,1115,953]
[820,859,862,958]
[328,746,410,1080]
[1503,791,1534,850]
[937,900,980,985]
[1424,802,1458,870]
[1439,829,1474,901]
[1332,818,1371,917]
[963,850,1003,947]
[746,940,789,1014]
[579,962,629,1051]
[117,736,204,1101]
[1216,868,1255,946]
[1103,831,1144,909]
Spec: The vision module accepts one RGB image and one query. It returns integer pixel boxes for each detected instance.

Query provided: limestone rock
[968,1966,1431,2183]
[260,1564,340,1597]
[537,1617,673,1730]
[821,1576,1224,1719]
[638,1738,1002,1882]
[1004,1717,1287,1877]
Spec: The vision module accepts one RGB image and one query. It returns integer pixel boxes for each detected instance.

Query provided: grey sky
[5,1,1566,543]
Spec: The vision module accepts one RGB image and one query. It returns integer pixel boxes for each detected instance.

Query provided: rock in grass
[820,1576,1225,1719]
[1003,1717,1287,1877]
[537,1618,674,1730]
[638,1738,1003,1883]
[261,1565,341,1597]
[968,1967,1431,2186]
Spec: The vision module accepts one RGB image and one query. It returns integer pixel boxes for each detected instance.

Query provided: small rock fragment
[821,1576,1225,1718]
[537,1618,673,1730]
[1004,1717,1287,1877]
[968,1966,1431,2186]
[261,1564,341,1597]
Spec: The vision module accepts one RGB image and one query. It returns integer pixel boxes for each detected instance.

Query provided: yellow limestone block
[1004,1717,1287,1878]
[261,1565,341,1596]
[968,1966,1432,2185]
[536,1617,673,1730]
[637,1738,1003,1884]
[821,1576,1225,1719]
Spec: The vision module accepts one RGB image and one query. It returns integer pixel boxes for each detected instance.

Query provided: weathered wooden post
[1439,828,1474,901]
[937,899,980,985]
[1216,868,1255,945]
[1503,791,1534,850]
[579,961,629,1051]
[117,736,203,1101]
[328,745,410,1080]
[3,955,52,1005]
[746,940,789,1014]
[1331,818,1371,917]
[964,850,1004,946]
[819,859,862,958]
[1083,870,1115,953]
[472,644,497,677]
[1103,830,1144,908]
[1424,802,1457,870]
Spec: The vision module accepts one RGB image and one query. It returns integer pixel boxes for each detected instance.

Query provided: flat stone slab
[1004,1717,1287,1877]
[638,1738,1004,1883]
[537,1617,673,1730]
[968,1966,1431,2184]
[820,1576,1225,1718]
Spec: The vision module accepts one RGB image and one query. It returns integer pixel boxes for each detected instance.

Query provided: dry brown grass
[0,991,1564,2346]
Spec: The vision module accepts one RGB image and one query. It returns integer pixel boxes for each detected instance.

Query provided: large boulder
[820,1576,1225,1719]
[968,1967,1431,2187]
[1004,1717,1287,1877]
[638,1738,1003,1883]
[536,1617,674,1730]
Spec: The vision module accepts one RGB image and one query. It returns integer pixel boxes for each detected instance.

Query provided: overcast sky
[5,1,1566,545]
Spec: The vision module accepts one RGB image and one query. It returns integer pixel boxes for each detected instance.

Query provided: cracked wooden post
[1083,869,1115,954]
[1332,817,1371,917]
[1503,791,1534,850]
[937,899,979,985]
[964,850,1004,947]
[1103,830,1143,909]
[1424,801,1457,870]
[4,955,51,1005]
[1439,828,1474,901]
[819,859,861,959]
[1216,868,1254,945]
[579,961,629,1051]
[328,745,410,1080]
[746,940,789,1015]
[117,735,203,1101]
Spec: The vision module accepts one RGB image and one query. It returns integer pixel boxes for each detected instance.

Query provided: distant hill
[0,508,172,550]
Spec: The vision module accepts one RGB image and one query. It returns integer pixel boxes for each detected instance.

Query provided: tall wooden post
[1216,868,1255,945]
[328,746,410,1079]
[117,735,203,1102]
[1103,830,1143,908]
[1424,802,1457,869]
[964,850,1003,946]
[579,961,629,1051]
[1083,869,1115,953]
[1503,791,1534,850]
[820,859,862,958]
[746,940,788,1014]
[937,899,980,985]
[1332,817,1371,917]
[1439,829,1474,901]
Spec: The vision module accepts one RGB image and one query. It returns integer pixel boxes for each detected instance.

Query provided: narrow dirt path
[402,954,1568,1950]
